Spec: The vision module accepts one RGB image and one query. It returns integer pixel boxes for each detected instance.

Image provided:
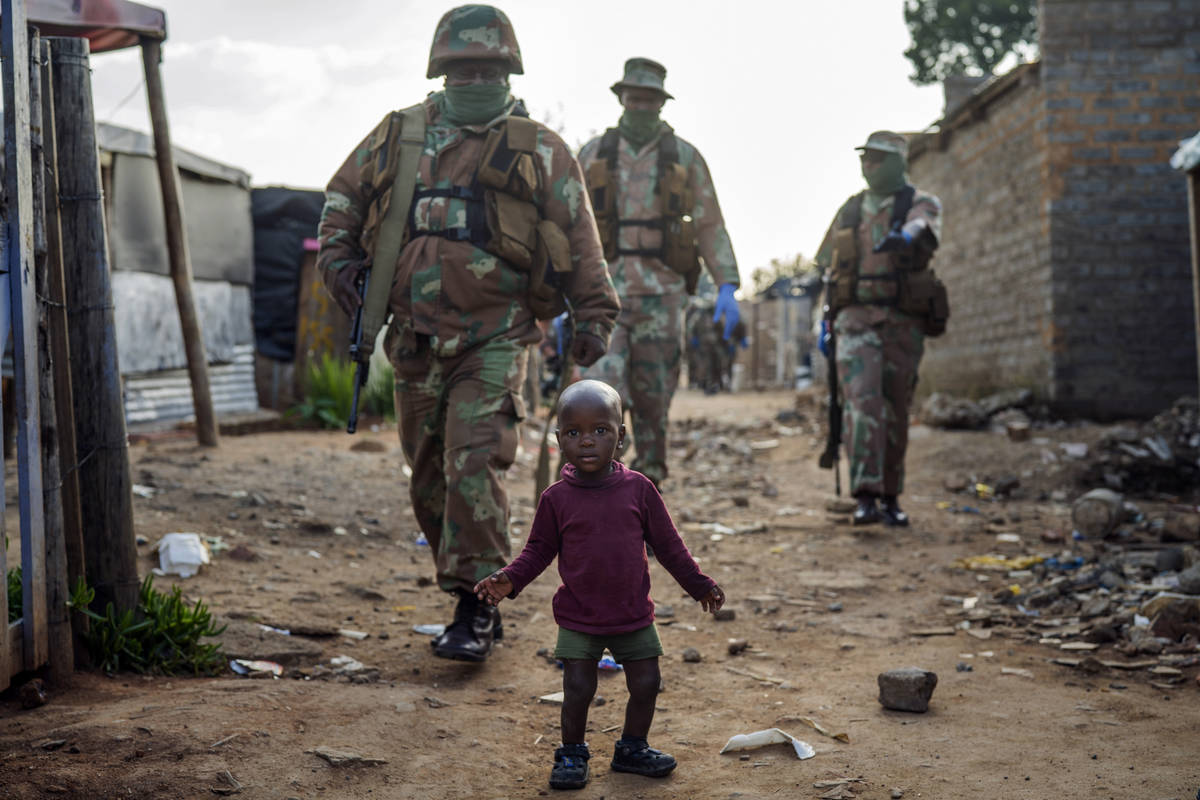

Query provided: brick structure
[908,0,1200,419]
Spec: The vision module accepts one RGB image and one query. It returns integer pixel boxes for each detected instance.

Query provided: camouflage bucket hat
[427,5,524,79]
[610,57,674,100]
[855,130,909,158]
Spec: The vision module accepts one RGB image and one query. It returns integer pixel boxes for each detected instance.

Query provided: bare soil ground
[1,388,1198,800]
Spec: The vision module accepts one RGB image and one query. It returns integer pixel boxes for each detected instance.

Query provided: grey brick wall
[1041,0,1198,418]
[908,65,1054,400]
[909,0,1199,419]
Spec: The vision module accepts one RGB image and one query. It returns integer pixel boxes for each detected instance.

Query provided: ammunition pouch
[586,159,619,261]
[528,220,571,320]
[659,161,700,291]
[898,268,949,337]
[826,226,859,316]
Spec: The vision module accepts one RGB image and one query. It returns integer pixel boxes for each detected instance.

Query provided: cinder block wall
[908,65,1053,399]
[1040,0,1199,418]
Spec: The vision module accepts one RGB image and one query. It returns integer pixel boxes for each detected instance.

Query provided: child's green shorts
[554,623,663,663]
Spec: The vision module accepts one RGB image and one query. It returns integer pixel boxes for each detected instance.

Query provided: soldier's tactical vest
[826,186,949,337]
[365,108,570,320]
[586,128,702,294]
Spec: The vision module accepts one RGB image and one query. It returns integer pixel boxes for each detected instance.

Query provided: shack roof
[24,0,166,53]
[98,122,251,188]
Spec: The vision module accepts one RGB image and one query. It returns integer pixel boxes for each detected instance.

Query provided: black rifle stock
[818,321,842,496]
[346,272,370,434]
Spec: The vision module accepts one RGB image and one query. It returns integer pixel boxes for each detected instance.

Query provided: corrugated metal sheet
[123,345,259,425]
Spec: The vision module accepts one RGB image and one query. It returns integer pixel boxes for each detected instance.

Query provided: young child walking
[474,379,725,791]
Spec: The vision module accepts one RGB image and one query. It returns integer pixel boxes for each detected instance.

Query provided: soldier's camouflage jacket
[578,125,739,297]
[319,93,619,357]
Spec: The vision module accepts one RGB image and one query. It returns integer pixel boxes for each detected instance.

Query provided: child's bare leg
[619,657,660,740]
[561,659,597,744]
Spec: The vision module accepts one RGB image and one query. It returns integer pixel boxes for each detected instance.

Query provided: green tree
[903,1,1038,85]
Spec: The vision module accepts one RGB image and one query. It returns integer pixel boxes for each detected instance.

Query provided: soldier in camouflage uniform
[318,5,619,662]
[814,131,943,527]
[578,58,741,487]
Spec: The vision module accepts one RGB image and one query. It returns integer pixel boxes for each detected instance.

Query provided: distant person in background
[474,379,725,790]
[578,57,741,488]
[814,131,947,527]
[317,5,618,663]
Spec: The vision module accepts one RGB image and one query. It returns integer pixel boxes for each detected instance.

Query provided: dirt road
[2,388,1197,799]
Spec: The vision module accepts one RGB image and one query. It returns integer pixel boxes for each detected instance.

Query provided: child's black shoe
[549,743,590,790]
[610,737,676,777]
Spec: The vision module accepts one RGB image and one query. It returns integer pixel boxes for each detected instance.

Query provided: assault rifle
[346,271,370,434]
[817,306,842,496]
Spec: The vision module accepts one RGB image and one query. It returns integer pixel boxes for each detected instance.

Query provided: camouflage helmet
[610,57,674,100]
[855,130,909,159]
[426,5,523,79]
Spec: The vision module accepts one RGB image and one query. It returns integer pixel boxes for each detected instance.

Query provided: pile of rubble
[1081,396,1200,496]
[918,388,1041,433]
[945,488,1200,687]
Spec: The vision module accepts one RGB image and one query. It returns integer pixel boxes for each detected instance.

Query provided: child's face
[556,398,624,481]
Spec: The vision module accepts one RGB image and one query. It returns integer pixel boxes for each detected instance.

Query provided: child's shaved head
[557,379,622,425]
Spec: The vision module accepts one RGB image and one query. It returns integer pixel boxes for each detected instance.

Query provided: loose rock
[877,667,937,713]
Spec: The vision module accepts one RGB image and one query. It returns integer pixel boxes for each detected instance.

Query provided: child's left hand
[700,585,725,613]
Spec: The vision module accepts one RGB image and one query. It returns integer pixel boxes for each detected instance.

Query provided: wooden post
[39,37,87,666]
[140,37,219,447]
[48,36,138,615]
[1189,170,1200,402]
[5,0,48,672]
[29,31,74,683]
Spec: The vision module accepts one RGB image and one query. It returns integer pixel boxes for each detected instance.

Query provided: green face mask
[619,109,662,149]
[442,83,511,126]
[862,151,907,195]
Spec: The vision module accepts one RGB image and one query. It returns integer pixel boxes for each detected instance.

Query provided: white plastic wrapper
[719,727,815,760]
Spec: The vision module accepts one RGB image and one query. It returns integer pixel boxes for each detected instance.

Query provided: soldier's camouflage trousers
[582,293,683,486]
[392,334,527,593]
[834,306,925,498]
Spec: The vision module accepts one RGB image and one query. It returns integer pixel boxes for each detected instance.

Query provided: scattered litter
[154,533,210,578]
[256,624,291,636]
[415,532,428,546]
[598,654,622,671]
[719,727,815,760]
[785,715,849,743]
[955,554,1044,571]
[307,550,323,559]
[131,484,156,498]
[1000,667,1034,679]
[412,624,446,636]
[538,691,565,705]
[338,629,369,640]
[229,659,282,678]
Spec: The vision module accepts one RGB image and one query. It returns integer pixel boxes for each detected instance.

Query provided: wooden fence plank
[5,0,48,672]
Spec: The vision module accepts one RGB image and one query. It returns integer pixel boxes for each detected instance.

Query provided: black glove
[569,331,606,368]
[873,229,913,254]
[332,263,365,317]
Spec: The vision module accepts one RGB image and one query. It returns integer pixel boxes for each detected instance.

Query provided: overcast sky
[85,0,953,284]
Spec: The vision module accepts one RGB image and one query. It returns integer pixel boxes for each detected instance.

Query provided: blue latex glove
[712,283,740,341]
[818,320,831,358]
[552,312,568,359]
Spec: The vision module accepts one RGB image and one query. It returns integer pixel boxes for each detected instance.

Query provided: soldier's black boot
[432,589,502,662]
[852,493,882,526]
[881,495,909,527]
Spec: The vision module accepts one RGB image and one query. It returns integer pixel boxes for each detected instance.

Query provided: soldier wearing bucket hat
[578,58,741,489]
[317,5,618,665]
[814,130,949,527]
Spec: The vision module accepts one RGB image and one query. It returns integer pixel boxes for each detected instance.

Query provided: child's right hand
[474,570,513,606]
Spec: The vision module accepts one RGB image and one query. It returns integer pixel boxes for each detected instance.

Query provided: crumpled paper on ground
[719,727,815,759]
